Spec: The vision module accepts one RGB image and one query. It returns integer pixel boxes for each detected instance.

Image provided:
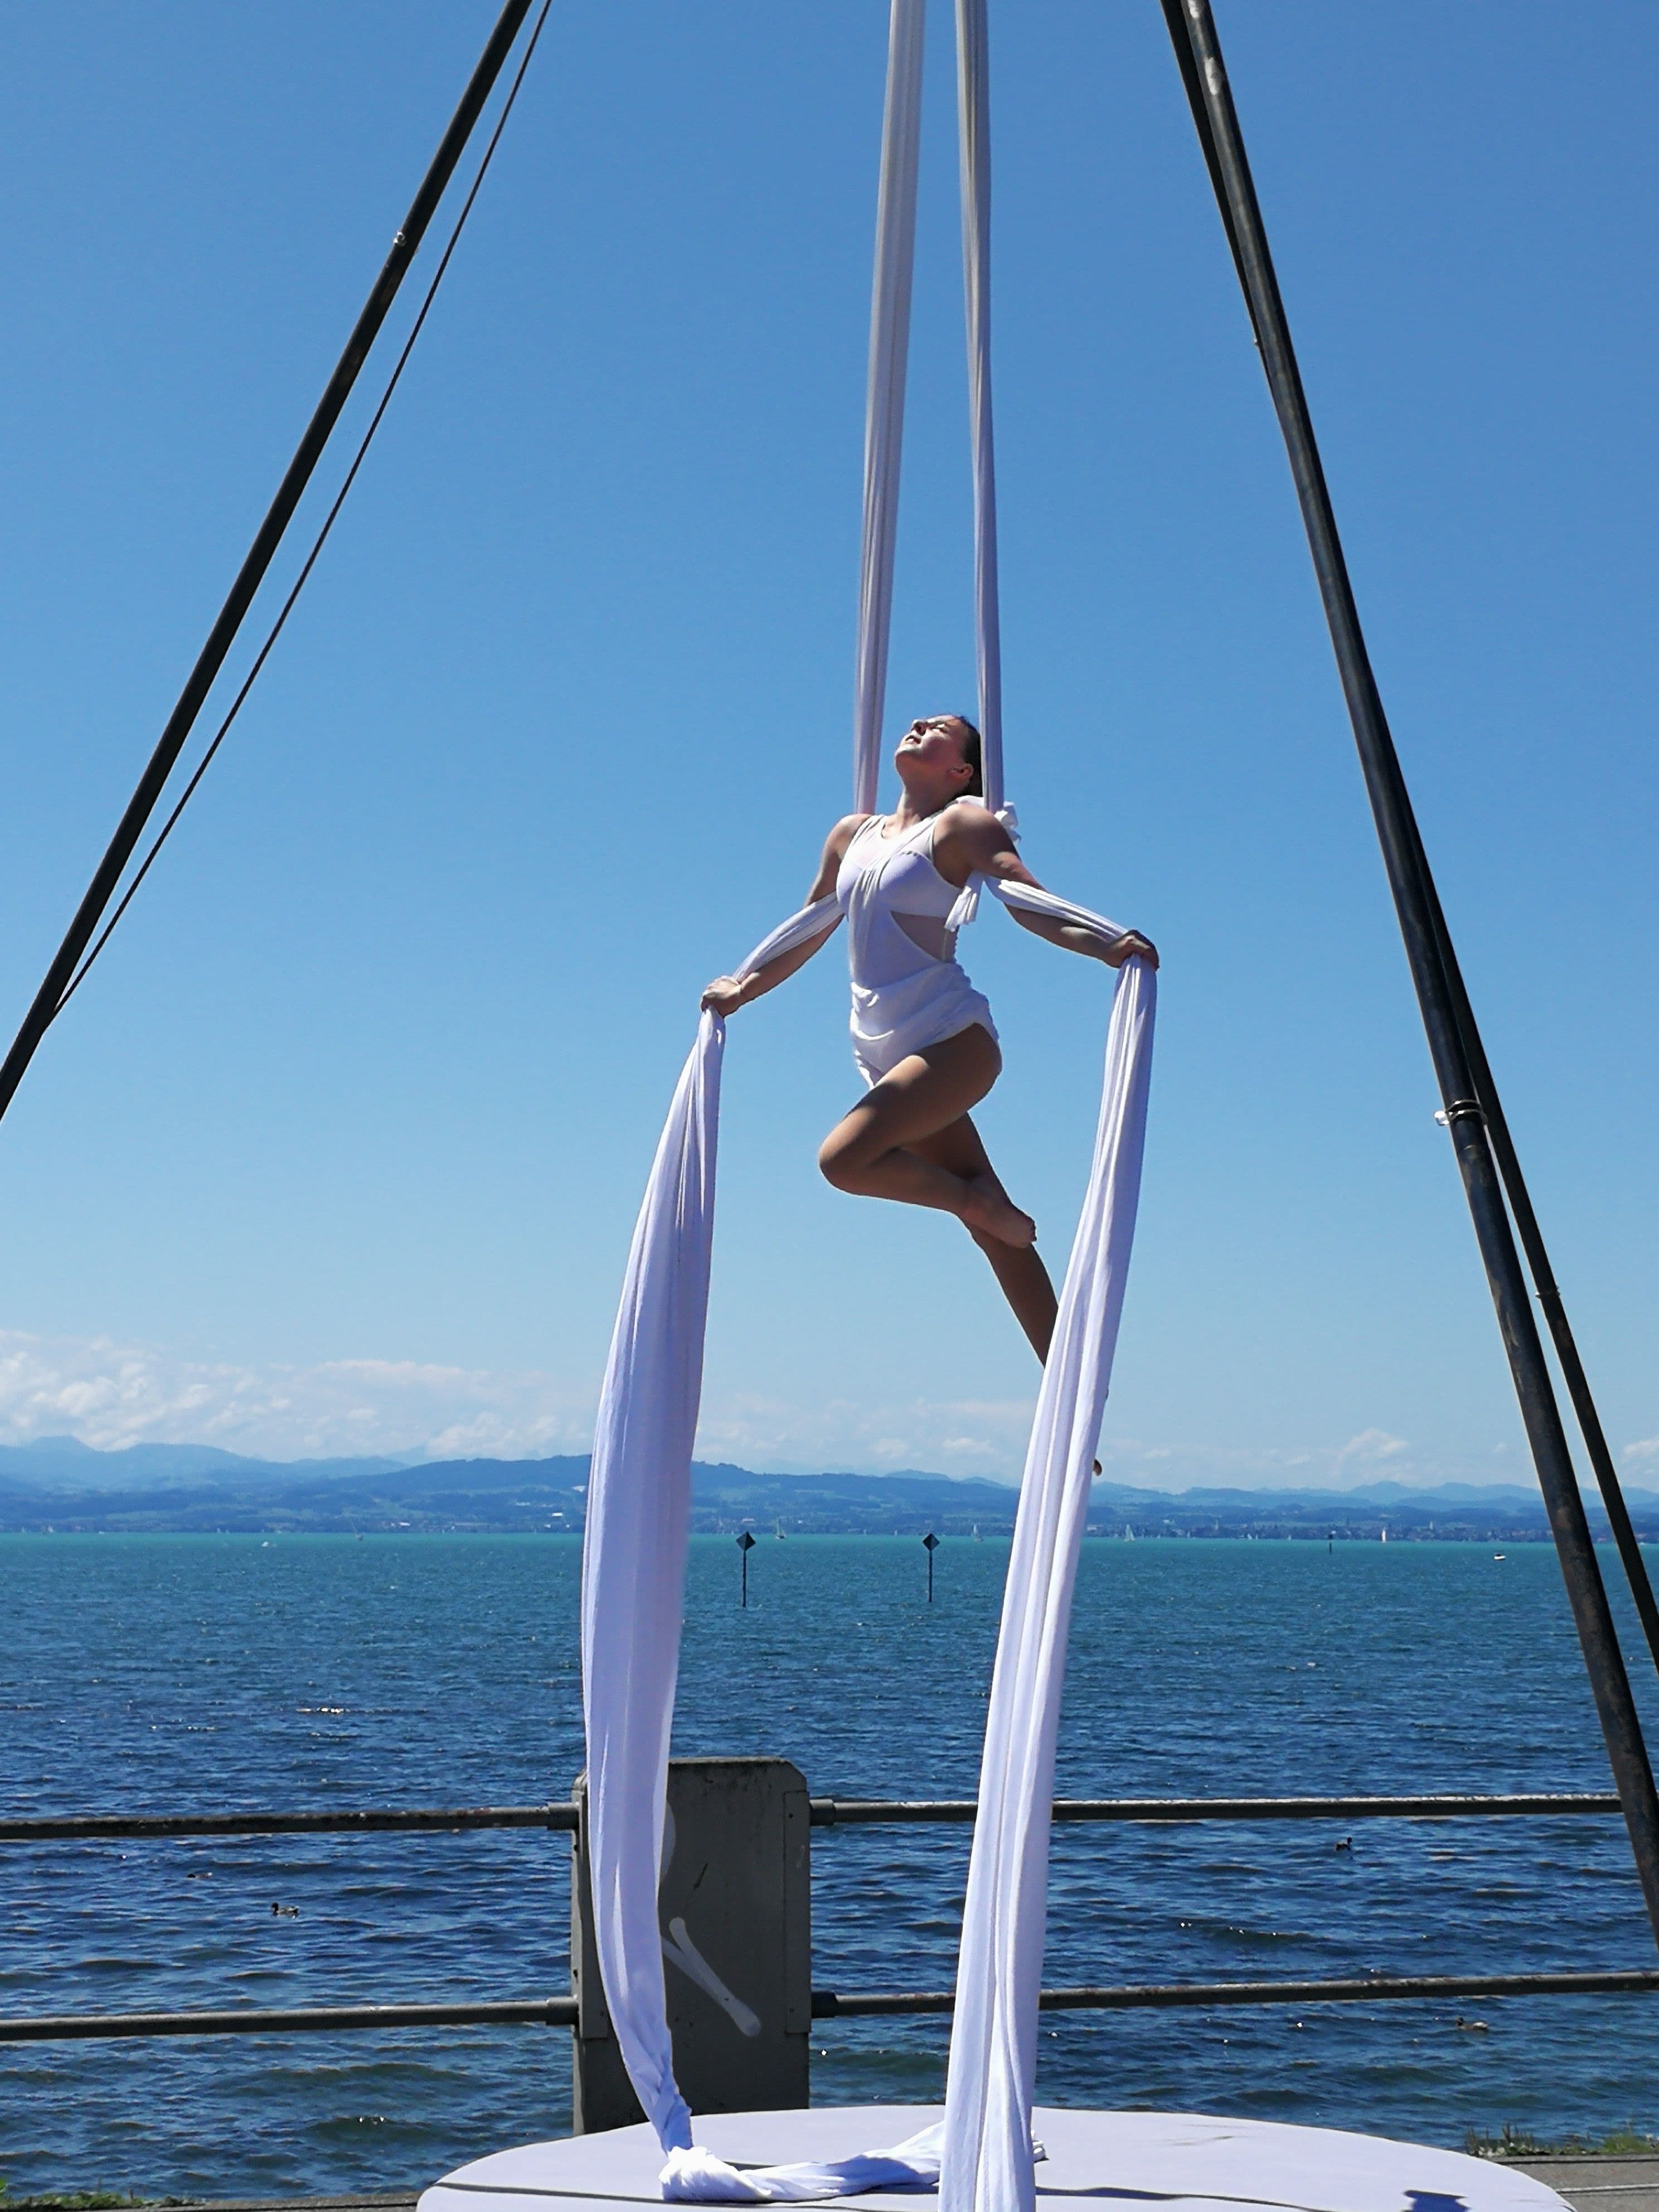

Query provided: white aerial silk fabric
[939,894,1156,2212]
[663,2120,945,2205]
[662,2119,1044,2204]
[954,0,1003,821]
[852,0,925,818]
[579,896,839,2159]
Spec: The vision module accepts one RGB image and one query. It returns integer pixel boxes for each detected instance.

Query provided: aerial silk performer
[701,712,1154,1365]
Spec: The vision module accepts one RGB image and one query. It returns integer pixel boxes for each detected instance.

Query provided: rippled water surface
[2,1532,1656,2196]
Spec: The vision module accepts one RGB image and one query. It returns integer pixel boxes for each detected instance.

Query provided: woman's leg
[817,1026,1034,1246]
[911,1122,1086,1472]
[908,1117,1061,1362]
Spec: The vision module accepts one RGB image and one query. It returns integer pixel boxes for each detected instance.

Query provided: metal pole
[9,1967,1659,2042]
[1409,819,1659,1677]
[1159,0,1659,1943]
[0,1997,575,2042]
[813,1967,1659,2020]
[0,1787,1624,1842]
[0,0,535,1125]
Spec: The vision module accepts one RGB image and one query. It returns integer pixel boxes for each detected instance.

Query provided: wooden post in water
[923,1530,939,1604]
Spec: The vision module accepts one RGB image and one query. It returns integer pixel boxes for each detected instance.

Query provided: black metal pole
[0,0,535,1125]
[1168,0,1659,1687]
[1408,812,1659,1677]
[1159,0,1659,1944]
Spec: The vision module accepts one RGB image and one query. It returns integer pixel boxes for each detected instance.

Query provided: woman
[702,714,1156,1364]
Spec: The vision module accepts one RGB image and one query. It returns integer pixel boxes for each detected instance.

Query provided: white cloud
[1625,1436,1659,1466]
[689,1391,1039,1477]
[1335,1428,1411,1471]
[0,1328,595,1462]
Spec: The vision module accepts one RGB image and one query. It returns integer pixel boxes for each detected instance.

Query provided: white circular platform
[418,2103,1568,2210]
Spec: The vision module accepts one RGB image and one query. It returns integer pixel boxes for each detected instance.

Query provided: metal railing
[0,1788,1620,1845]
[0,1788,1643,2044]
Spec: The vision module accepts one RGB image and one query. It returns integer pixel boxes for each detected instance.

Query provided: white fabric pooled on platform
[940,939,1156,2212]
[661,2121,944,2203]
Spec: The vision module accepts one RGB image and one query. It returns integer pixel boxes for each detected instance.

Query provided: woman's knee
[818,1125,869,1191]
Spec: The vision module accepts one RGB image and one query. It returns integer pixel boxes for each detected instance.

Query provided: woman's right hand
[700,975,748,1016]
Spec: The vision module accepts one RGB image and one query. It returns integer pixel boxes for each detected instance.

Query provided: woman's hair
[952,714,984,797]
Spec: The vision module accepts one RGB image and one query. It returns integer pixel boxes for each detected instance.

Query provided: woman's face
[894,715,972,784]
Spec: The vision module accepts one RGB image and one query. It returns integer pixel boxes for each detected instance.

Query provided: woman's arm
[933,806,1158,969]
[700,815,866,1015]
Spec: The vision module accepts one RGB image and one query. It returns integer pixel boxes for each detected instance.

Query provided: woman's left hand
[700,975,749,1016]
[1105,931,1158,971]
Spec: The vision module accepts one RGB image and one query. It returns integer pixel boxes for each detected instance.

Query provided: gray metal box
[570,1756,812,2134]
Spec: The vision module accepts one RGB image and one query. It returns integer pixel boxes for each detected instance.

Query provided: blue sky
[0,3,1652,1487]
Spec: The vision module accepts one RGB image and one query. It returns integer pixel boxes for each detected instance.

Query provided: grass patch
[0,2197,148,2210]
[1468,2121,1659,2158]
[0,2185,189,2210]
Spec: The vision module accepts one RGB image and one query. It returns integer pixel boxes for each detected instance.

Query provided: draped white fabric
[579,899,841,2160]
[579,1017,715,2157]
[852,0,924,818]
[940,905,1156,2212]
[954,0,1003,821]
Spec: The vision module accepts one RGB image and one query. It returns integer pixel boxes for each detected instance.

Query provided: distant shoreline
[0,1525,1618,1544]
[0,1442,1646,1545]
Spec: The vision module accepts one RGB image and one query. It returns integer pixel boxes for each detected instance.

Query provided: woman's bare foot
[961,1172,1037,1249]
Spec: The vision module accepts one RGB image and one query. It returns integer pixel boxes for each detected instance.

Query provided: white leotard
[835,812,998,1086]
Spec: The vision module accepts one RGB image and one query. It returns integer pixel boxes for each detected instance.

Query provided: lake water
[2,1532,1656,2198]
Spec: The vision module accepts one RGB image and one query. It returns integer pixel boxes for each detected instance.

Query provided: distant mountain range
[0,1437,1651,1540]
[0,1434,419,1487]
